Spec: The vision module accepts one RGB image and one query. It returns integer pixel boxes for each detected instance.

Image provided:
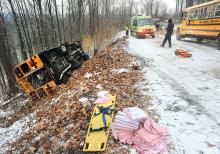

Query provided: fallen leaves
[9,36,149,153]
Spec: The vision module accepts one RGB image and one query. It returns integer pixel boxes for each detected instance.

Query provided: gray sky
[135,0,177,12]
[164,0,176,10]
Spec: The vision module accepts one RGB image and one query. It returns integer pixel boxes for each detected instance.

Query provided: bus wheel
[152,35,155,38]
[217,36,220,49]
[62,74,69,84]
[176,34,181,40]
[176,28,181,40]
[196,38,203,43]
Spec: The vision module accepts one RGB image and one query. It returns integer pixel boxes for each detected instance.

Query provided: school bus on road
[176,0,220,44]
[129,15,156,38]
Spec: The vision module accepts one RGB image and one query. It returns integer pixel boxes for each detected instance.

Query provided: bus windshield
[137,19,153,26]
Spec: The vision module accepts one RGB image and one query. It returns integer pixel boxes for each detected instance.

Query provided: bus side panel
[180,18,220,38]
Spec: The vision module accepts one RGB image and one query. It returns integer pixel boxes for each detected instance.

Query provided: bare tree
[53,0,62,43]
[0,1,18,94]
[1,0,138,96]
[154,0,161,17]
[7,0,27,59]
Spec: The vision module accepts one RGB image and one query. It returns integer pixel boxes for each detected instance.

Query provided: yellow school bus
[176,0,220,44]
[15,42,89,99]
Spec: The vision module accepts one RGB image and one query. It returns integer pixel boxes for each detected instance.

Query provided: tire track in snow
[135,55,219,125]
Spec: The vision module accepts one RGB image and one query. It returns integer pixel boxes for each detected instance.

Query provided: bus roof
[131,15,152,19]
[184,0,220,12]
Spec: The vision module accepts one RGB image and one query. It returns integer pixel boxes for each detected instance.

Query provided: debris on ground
[112,107,167,154]
[175,48,192,58]
[4,36,149,153]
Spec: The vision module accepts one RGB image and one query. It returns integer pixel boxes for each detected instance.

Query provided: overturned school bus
[15,41,89,99]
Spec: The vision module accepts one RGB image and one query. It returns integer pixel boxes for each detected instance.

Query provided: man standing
[125,24,129,36]
[161,19,174,47]
[155,22,160,37]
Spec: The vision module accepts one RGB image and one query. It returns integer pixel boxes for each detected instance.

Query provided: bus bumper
[137,31,155,38]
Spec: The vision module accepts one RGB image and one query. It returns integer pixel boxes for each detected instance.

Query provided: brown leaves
[10,36,149,153]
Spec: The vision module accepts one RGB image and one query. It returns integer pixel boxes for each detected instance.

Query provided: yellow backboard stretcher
[83,95,116,152]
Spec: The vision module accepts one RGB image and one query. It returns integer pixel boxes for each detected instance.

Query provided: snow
[111,68,129,73]
[126,35,220,154]
[97,90,110,97]
[0,113,35,153]
[78,97,89,106]
[84,72,93,78]
[95,84,103,89]
[0,109,13,118]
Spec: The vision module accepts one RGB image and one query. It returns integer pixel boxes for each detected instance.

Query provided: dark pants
[162,33,172,47]
[126,30,129,36]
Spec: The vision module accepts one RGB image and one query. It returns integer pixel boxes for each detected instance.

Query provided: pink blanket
[112,107,167,154]
[123,107,148,121]
[94,96,112,104]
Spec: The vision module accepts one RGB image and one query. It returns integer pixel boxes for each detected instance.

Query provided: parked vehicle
[129,15,156,38]
[14,41,89,99]
[176,0,220,44]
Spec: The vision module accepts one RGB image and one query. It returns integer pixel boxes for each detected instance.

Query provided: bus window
[137,18,153,26]
[194,9,198,19]
[198,8,202,19]
[203,7,208,18]
[189,11,194,19]
[209,5,216,18]
[215,5,220,17]
[182,12,188,20]
[132,20,137,26]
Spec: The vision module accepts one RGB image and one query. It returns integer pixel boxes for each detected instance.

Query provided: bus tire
[152,35,155,38]
[217,35,220,49]
[196,37,203,43]
[59,43,68,54]
[61,74,69,84]
[176,34,181,40]
[176,28,181,40]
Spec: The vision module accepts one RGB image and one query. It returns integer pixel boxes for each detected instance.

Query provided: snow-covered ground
[0,113,35,153]
[126,35,220,154]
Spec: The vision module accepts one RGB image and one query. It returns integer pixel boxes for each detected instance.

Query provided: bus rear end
[15,55,57,99]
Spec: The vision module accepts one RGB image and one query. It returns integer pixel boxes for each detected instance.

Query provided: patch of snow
[0,109,13,118]
[95,84,102,89]
[51,94,63,104]
[130,148,138,154]
[97,91,110,98]
[84,72,93,78]
[78,97,89,107]
[111,68,129,73]
[110,31,125,43]
[0,113,35,153]
[79,97,88,103]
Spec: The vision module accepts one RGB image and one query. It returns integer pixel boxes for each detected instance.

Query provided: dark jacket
[166,22,174,35]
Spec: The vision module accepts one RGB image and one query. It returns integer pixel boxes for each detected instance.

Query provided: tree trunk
[7,0,27,60]
[53,0,62,43]
[35,0,49,48]
[0,6,18,94]
[62,0,66,42]
[47,0,57,46]
[33,0,44,51]
[15,0,33,57]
